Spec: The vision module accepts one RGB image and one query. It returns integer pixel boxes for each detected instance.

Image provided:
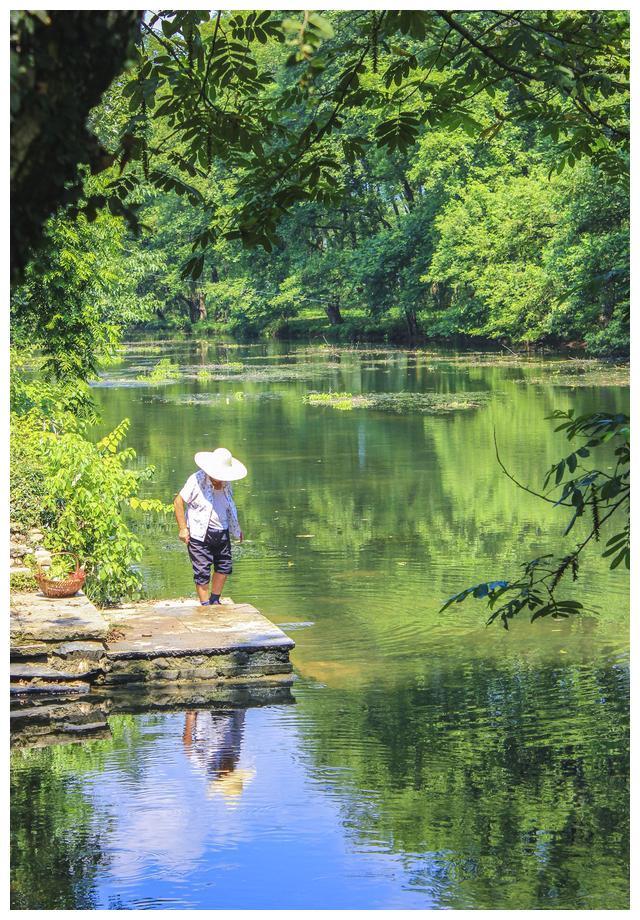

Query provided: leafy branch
[440,409,630,628]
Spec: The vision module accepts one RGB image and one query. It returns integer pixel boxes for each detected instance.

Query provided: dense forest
[12,9,629,357]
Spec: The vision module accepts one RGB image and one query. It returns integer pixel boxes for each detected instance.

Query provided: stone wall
[9,522,51,578]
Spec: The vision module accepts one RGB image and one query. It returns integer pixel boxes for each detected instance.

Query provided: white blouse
[179,469,242,541]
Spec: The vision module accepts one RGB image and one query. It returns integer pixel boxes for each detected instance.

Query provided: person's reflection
[183,709,255,805]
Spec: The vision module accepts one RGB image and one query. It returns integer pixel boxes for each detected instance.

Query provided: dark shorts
[187,527,232,584]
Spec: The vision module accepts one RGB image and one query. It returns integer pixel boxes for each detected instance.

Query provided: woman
[173,447,247,605]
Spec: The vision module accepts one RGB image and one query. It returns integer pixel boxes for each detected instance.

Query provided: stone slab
[11,661,102,681]
[54,641,106,661]
[11,663,81,680]
[105,600,295,660]
[99,678,296,713]
[10,643,49,661]
[9,595,295,692]
[10,591,109,642]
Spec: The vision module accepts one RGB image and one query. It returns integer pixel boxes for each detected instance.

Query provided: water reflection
[11,342,629,909]
[183,709,255,804]
[11,652,628,909]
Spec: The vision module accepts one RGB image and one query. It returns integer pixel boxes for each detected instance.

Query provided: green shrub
[9,571,38,593]
[11,359,171,606]
[36,419,171,605]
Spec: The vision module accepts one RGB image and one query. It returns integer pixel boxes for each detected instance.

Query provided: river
[10,341,629,909]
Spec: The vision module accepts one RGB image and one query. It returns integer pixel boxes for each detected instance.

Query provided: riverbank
[125,314,630,358]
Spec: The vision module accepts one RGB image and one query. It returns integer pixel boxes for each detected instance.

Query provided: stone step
[53,640,106,661]
[10,662,100,681]
[10,643,49,661]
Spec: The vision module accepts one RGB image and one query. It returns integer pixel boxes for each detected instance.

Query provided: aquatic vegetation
[201,361,245,371]
[179,361,246,378]
[303,391,491,413]
[518,364,629,387]
[122,343,168,354]
[135,358,181,383]
[183,361,343,382]
[152,391,281,406]
[441,354,625,371]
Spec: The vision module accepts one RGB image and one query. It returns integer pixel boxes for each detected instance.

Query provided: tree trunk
[325,300,343,325]
[187,289,207,323]
[400,174,415,209]
[10,11,141,281]
[405,307,418,339]
[197,290,207,322]
[431,281,451,311]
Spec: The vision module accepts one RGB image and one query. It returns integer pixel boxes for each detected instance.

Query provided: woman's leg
[195,582,211,603]
[210,530,232,602]
[211,571,227,596]
[188,536,213,603]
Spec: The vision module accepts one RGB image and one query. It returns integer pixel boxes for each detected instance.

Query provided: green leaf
[601,478,622,500]
[308,13,334,39]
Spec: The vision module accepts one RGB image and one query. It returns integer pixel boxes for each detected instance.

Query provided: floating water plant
[136,357,181,383]
[517,364,629,387]
[303,391,491,413]
[151,391,281,406]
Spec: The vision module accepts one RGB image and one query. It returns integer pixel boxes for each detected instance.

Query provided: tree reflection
[296,656,629,909]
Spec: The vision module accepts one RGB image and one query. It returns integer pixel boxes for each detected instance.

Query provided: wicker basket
[35,552,86,598]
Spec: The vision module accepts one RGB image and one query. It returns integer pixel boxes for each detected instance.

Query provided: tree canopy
[11,10,629,279]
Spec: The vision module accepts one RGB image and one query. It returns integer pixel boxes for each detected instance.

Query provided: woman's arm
[173,494,190,543]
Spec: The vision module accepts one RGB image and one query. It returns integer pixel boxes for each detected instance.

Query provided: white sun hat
[194,447,247,481]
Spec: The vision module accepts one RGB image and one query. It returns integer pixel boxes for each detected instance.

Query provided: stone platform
[10,590,109,645]
[104,599,295,685]
[10,593,295,695]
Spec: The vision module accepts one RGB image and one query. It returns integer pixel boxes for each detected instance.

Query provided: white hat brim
[194,451,247,481]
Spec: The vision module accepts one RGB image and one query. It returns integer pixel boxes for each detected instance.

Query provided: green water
[11,342,629,909]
